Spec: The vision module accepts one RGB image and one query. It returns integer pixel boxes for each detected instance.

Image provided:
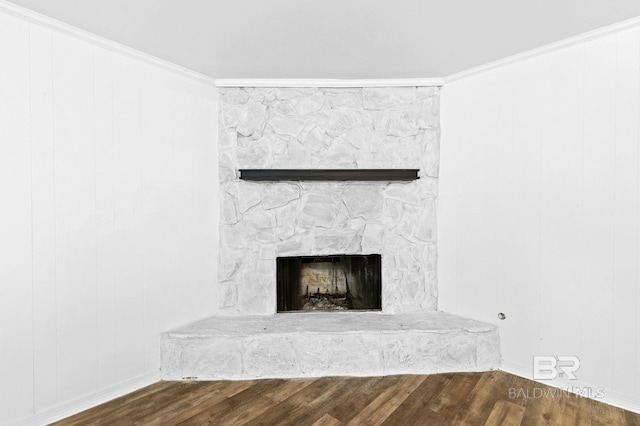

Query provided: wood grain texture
[53,371,640,425]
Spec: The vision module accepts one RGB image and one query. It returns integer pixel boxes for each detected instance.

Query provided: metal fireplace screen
[276,254,382,312]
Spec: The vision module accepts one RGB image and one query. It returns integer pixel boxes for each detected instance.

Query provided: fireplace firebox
[276,254,382,312]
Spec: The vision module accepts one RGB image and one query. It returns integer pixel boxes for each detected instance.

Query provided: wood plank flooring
[53,371,640,425]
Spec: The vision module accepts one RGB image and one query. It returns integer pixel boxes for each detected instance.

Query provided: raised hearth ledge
[239,169,420,181]
[160,312,501,380]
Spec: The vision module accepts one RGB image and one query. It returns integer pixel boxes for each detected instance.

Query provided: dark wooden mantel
[239,169,419,181]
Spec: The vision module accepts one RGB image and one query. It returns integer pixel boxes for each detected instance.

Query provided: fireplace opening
[277,254,382,312]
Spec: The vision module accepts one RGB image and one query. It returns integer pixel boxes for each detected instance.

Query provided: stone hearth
[161,312,500,380]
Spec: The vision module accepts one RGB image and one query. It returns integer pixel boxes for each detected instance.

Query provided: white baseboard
[501,361,640,414]
[9,371,160,426]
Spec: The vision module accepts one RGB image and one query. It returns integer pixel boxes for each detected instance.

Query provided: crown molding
[215,78,444,88]
[445,15,640,83]
[0,0,216,86]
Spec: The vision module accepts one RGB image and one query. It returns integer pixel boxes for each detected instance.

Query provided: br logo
[533,356,580,380]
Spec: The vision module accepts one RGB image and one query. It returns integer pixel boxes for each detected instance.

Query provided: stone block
[297,192,340,229]
[275,200,299,225]
[414,198,437,242]
[476,332,503,370]
[273,140,311,168]
[332,201,350,228]
[237,101,267,137]
[238,278,273,315]
[385,182,422,206]
[361,223,385,253]
[259,245,276,260]
[255,229,278,243]
[270,115,306,137]
[219,224,245,249]
[272,100,296,115]
[261,183,300,210]
[326,109,362,137]
[276,224,296,241]
[393,203,423,241]
[363,87,417,110]
[399,271,427,310]
[386,110,420,137]
[310,144,357,168]
[218,280,238,309]
[313,228,360,255]
[220,191,238,225]
[324,88,363,109]
[298,126,326,151]
[242,206,276,231]
[244,88,275,103]
[381,333,440,374]
[244,336,299,377]
[296,91,325,115]
[236,182,262,213]
[438,334,478,372]
[294,335,333,375]
[382,198,403,224]
[276,88,316,100]
[337,126,369,150]
[417,93,440,129]
[343,184,383,220]
[218,128,237,149]
[161,338,244,380]
[271,137,289,155]
[218,88,250,105]
[416,86,438,99]
[219,249,243,281]
[236,140,270,167]
[277,233,314,256]
[327,335,382,374]
[222,104,244,128]
[218,151,237,183]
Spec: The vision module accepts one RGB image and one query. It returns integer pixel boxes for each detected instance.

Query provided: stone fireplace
[217,86,439,315]
[160,85,501,380]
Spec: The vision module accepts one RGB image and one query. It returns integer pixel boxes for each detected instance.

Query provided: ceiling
[8,0,640,79]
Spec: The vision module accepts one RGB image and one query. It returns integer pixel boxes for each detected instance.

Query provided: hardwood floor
[54,371,640,425]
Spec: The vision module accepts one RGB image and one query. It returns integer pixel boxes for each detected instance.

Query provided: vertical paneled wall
[440,26,640,406]
[0,10,218,425]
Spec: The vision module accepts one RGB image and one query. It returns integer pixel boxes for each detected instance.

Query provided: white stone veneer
[161,312,500,380]
[218,87,440,314]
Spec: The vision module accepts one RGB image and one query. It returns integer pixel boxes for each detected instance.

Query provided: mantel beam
[239,169,420,181]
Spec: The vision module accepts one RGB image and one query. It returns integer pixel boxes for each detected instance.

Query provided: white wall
[0,8,218,425]
[440,24,640,410]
